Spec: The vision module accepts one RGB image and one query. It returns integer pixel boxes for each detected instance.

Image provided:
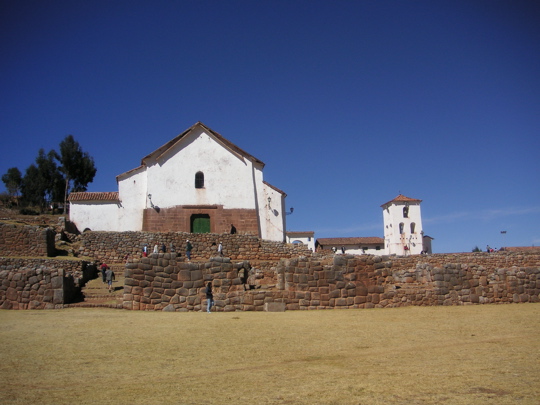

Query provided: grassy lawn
[1,304,539,405]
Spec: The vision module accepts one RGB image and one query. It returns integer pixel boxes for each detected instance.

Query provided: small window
[195,172,204,188]
[399,222,404,234]
[403,206,409,218]
[410,222,416,233]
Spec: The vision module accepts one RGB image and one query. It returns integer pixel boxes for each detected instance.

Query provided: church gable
[140,122,264,168]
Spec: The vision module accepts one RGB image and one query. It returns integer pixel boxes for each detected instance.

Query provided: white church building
[68,122,287,242]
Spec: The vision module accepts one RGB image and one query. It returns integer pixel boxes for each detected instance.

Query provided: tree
[58,135,97,212]
[21,164,46,208]
[1,167,22,197]
[20,149,65,211]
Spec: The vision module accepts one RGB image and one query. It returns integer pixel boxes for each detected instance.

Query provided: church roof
[287,231,315,236]
[68,192,120,202]
[381,194,422,207]
[316,237,384,246]
[264,181,287,197]
[140,121,265,167]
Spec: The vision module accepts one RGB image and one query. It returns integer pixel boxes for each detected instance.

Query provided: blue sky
[1,0,539,253]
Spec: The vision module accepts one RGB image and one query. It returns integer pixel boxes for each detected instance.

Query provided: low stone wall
[0,258,91,309]
[0,223,56,257]
[123,251,540,311]
[78,231,311,263]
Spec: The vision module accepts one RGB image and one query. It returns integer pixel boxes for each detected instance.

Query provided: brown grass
[0,304,539,405]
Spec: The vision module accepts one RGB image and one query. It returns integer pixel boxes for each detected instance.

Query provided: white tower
[381,194,423,255]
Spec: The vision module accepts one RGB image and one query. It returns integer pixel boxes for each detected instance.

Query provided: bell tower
[381,194,423,255]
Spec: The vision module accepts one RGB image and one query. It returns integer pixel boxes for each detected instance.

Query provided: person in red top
[100,262,108,283]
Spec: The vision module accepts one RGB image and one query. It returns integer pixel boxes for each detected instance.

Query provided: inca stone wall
[78,231,311,263]
[0,258,91,309]
[0,223,56,257]
[123,251,540,311]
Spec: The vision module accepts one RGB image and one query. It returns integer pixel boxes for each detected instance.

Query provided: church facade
[68,122,287,242]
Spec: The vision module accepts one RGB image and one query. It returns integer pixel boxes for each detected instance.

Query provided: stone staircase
[66,265,124,309]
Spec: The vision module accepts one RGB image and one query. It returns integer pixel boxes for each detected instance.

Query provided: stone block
[265,302,286,312]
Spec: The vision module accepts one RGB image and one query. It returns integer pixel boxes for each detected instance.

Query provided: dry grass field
[1,304,539,405]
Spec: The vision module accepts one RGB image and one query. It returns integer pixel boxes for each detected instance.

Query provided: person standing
[105,267,115,293]
[230,224,237,234]
[100,262,108,283]
[205,281,214,313]
[186,239,193,261]
[217,241,223,257]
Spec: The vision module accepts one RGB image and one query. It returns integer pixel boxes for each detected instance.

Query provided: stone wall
[0,258,91,309]
[78,231,311,264]
[142,206,260,236]
[0,223,56,257]
[123,250,540,311]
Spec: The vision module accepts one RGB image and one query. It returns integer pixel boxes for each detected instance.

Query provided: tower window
[403,206,409,218]
[411,222,416,233]
[195,172,204,188]
[399,222,404,234]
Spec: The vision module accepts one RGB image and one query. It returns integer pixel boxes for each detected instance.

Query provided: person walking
[105,267,115,293]
[186,239,193,261]
[205,281,214,313]
[100,262,108,283]
[217,241,223,257]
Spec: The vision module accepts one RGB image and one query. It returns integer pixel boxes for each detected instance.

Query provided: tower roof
[381,194,422,207]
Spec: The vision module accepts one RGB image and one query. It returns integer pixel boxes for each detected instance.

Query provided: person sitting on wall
[230,224,237,234]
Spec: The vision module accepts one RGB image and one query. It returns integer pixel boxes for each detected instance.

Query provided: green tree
[58,135,97,211]
[1,167,22,197]
[20,149,65,211]
[21,164,46,208]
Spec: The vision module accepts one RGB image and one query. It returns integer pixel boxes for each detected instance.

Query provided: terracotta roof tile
[68,192,120,202]
[286,231,315,236]
[317,237,384,246]
[381,194,422,207]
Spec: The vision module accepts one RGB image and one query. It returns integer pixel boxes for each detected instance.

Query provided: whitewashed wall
[143,127,262,210]
[117,166,147,231]
[286,234,315,252]
[383,202,423,255]
[69,202,120,232]
[259,182,286,242]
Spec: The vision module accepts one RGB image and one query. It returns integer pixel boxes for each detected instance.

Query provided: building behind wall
[69,122,288,242]
[381,194,424,255]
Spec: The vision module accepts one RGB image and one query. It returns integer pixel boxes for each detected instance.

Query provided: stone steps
[68,267,125,309]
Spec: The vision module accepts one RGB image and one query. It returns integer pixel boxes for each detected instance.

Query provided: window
[195,172,204,188]
[403,206,409,218]
[410,222,416,233]
[399,222,404,234]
